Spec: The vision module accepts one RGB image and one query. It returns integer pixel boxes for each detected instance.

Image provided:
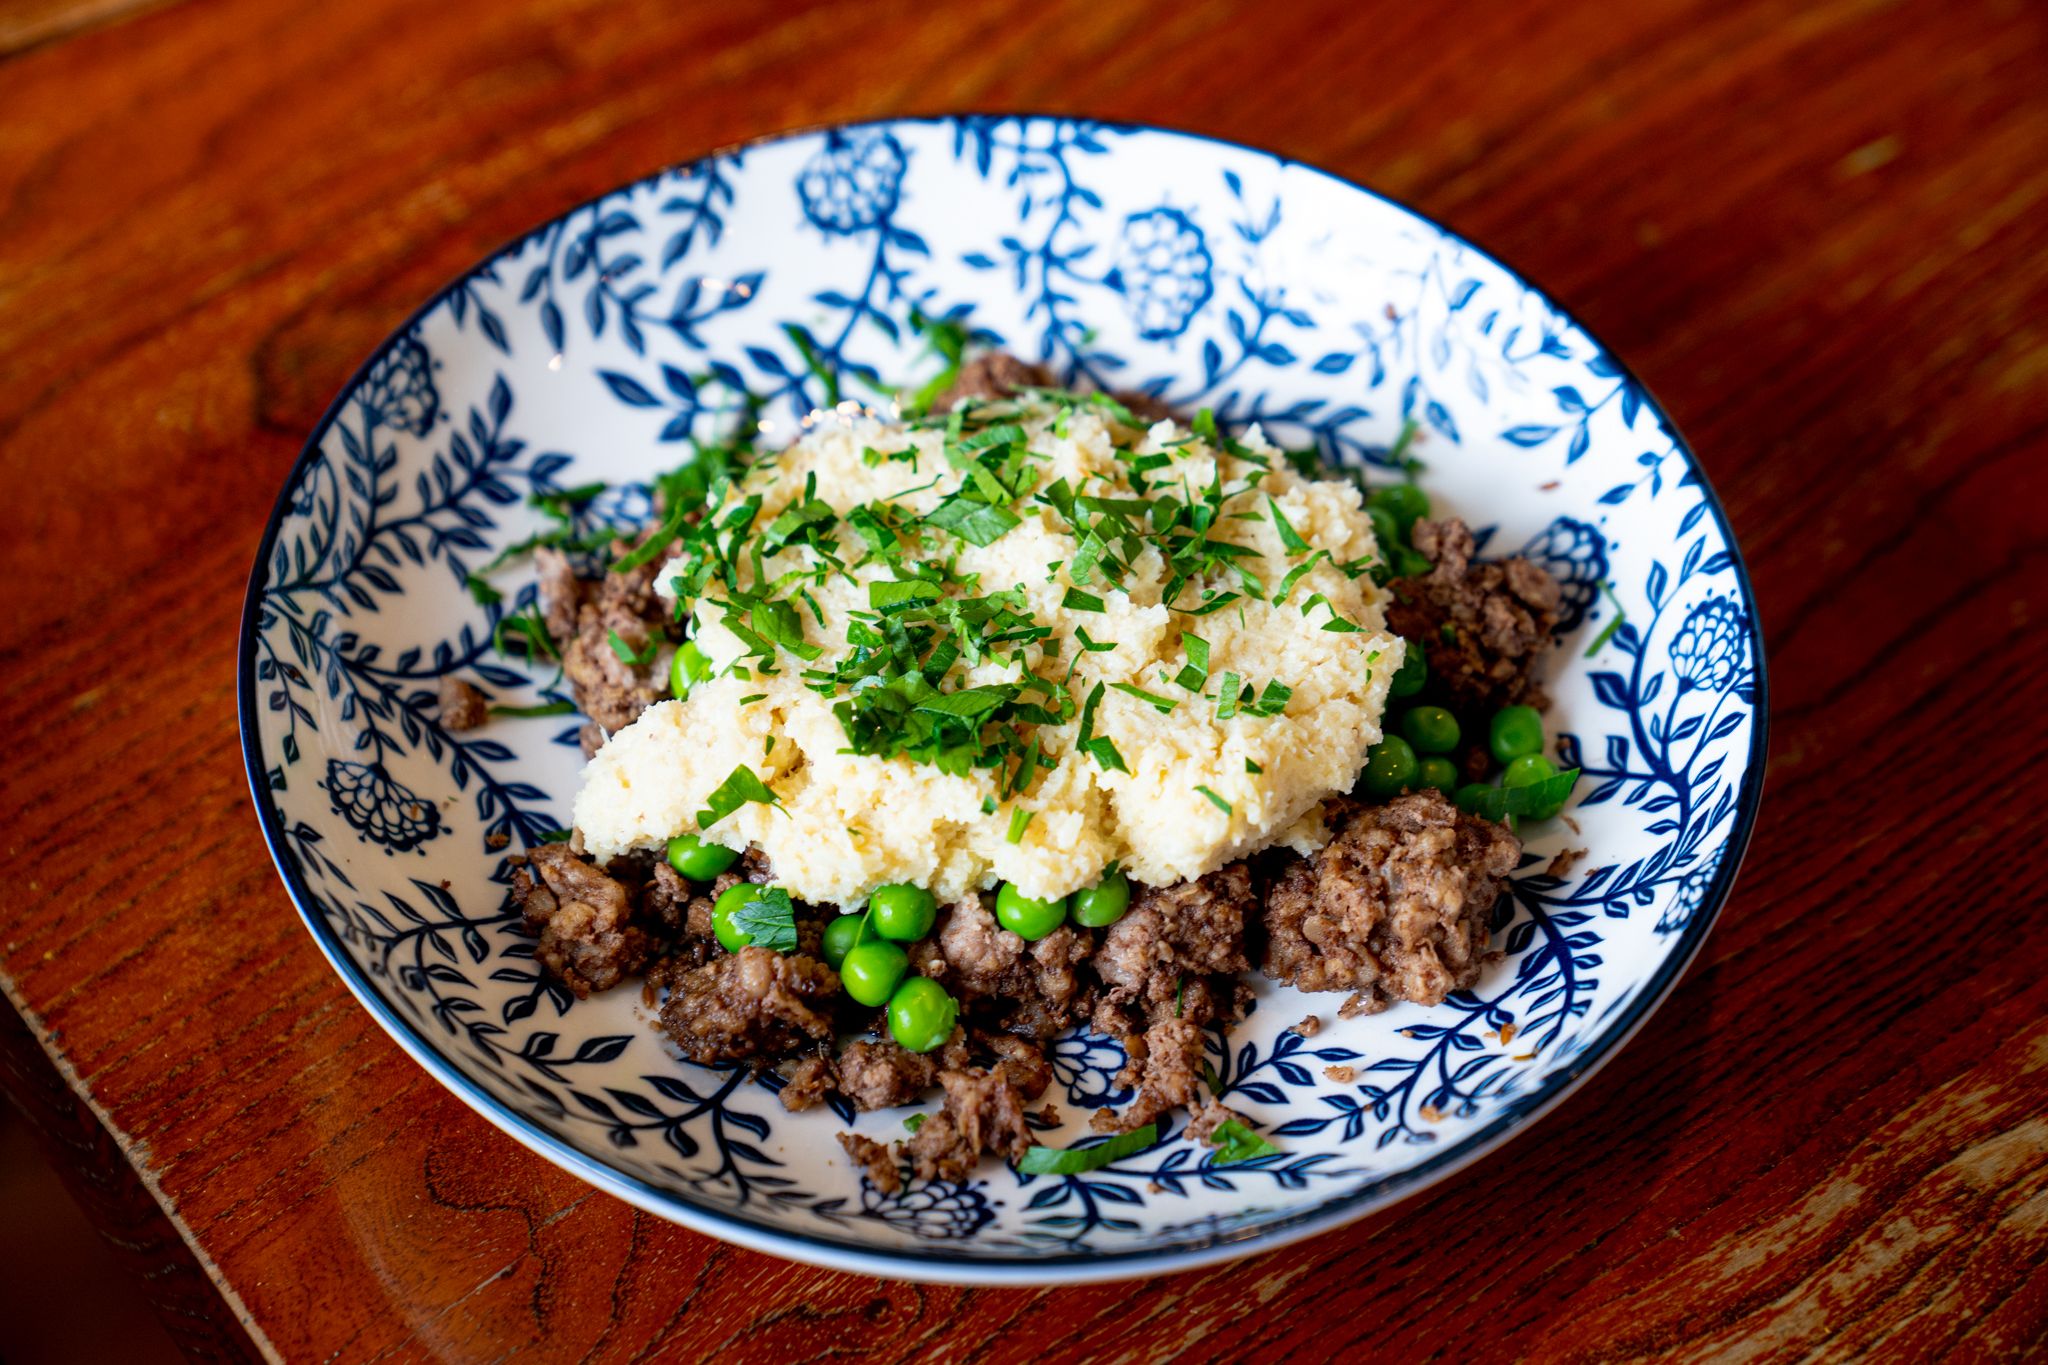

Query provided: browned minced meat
[1088,863,1257,1133]
[930,354,1054,412]
[537,536,676,735]
[657,947,839,1066]
[837,1132,902,1196]
[901,1066,1035,1183]
[928,898,1094,1040]
[438,676,489,730]
[1386,517,1563,715]
[1185,1099,1251,1145]
[1262,790,1521,1014]
[512,843,654,997]
[778,1055,837,1112]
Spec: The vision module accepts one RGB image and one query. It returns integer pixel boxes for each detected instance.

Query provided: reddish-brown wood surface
[5,0,2047,1358]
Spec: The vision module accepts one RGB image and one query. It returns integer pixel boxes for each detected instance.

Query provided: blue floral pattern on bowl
[239,116,1766,1284]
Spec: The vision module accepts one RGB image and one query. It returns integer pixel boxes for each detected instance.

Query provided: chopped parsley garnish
[1006,807,1034,843]
[607,629,659,666]
[1266,497,1310,554]
[923,496,1020,547]
[1173,631,1210,689]
[1015,1123,1158,1175]
[1208,1119,1281,1166]
[903,1112,928,1133]
[1109,682,1177,713]
[1583,582,1628,658]
[1459,769,1581,821]
[1245,758,1263,773]
[1062,587,1106,613]
[487,700,577,718]
[731,885,799,952]
[1195,784,1232,814]
[782,323,840,408]
[1215,671,1242,719]
[696,764,781,829]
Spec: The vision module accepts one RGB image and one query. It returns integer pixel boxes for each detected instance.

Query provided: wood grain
[3,0,2045,1359]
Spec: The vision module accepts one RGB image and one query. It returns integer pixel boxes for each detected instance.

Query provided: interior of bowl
[240,116,1765,1279]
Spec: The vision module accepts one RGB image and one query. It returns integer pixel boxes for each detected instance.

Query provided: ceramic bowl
[239,116,1766,1283]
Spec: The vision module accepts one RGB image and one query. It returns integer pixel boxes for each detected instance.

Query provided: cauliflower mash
[572,392,1403,906]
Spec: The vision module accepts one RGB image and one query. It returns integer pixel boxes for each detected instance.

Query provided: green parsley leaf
[765,496,836,548]
[1247,680,1293,717]
[1208,1118,1280,1166]
[1015,1123,1158,1175]
[487,700,577,718]
[1006,807,1034,844]
[1275,549,1329,605]
[1583,582,1628,658]
[1109,682,1177,713]
[612,498,692,573]
[1245,758,1263,774]
[1460,769,1581,821]
[1172,631,1210,690]
[1086,737,1129,773]
[1215,671,1242,720]
[1062,587,1107,613]
[1266,497,1310,554]
[916,685,1016,720]
[607,629,659,666]
[869,578,944,612]
[923,496,1020,547]
[750,599,822,660]
[1195,784,1232,814]
[465,574,503,606]
[904,1112,928,1133]
[729,885,798,953]
[696,764,781,829]
[782,322,840,408]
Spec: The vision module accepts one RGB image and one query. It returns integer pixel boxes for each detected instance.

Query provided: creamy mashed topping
[572,394,1403,906]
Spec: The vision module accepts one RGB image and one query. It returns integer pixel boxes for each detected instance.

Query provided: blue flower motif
[1670,595,1748,692]
[1658,850,1724,934]
[359,337,440,436]
[1051,1029,1134,1108]
[797,132,907,234]
[860,1177,996,1240]
[321,759,442,853]
[1113,207,1213,339]
[1522,516,1609,633]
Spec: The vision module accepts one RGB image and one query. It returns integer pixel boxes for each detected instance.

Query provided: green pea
[1360,734,1420,799]
[887,976,958,1053]
[1072,870,1131,928]
[821,912,876,969]
[1504,754,1571,821]
[840,940,909,1007]
[1489,705,1545,763]
[1371,482,1431,535]
[671,640,711,698]
[1366,504,1402,558]
[994,883,1068,940]
[1389,639,1428,698]
[867,883,937,942]
[1454,782,1495,815]
[712,882,763,952]
[1400,705,1461,754]
[1418,756,1460,793]
[666,832,739,882]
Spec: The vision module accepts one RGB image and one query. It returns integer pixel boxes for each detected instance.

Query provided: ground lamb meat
[1386,517,1562,714]
[1262,790,1521,1012]
[902,1066,1035,1183]
[930,353,1054,412]
[540,533,678,735]
[437,676,489,730]
[1185,1099,1252,1145]
[930,898,1092,1039]
[513,844,654,997]
[831,1034,958,1112]
[658,947,838,1065]
[837,1132,902,1196]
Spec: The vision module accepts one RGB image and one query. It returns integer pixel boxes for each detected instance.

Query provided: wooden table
[5,0,2046,1358]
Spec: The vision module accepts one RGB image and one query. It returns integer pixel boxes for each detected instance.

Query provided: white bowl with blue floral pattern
[239,116,1766,1283]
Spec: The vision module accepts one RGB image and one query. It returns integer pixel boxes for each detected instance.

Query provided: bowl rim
[236,113,1769,1284]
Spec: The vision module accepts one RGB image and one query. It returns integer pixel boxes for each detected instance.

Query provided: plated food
[242,116,1762,1281]
[480,353,1581,1189]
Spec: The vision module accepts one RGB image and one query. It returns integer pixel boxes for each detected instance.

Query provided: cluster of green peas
[665,831,1133,1055]
[1357,646,1570,821]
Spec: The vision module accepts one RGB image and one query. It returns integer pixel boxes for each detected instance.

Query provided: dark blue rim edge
[236,113,1770,1279]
